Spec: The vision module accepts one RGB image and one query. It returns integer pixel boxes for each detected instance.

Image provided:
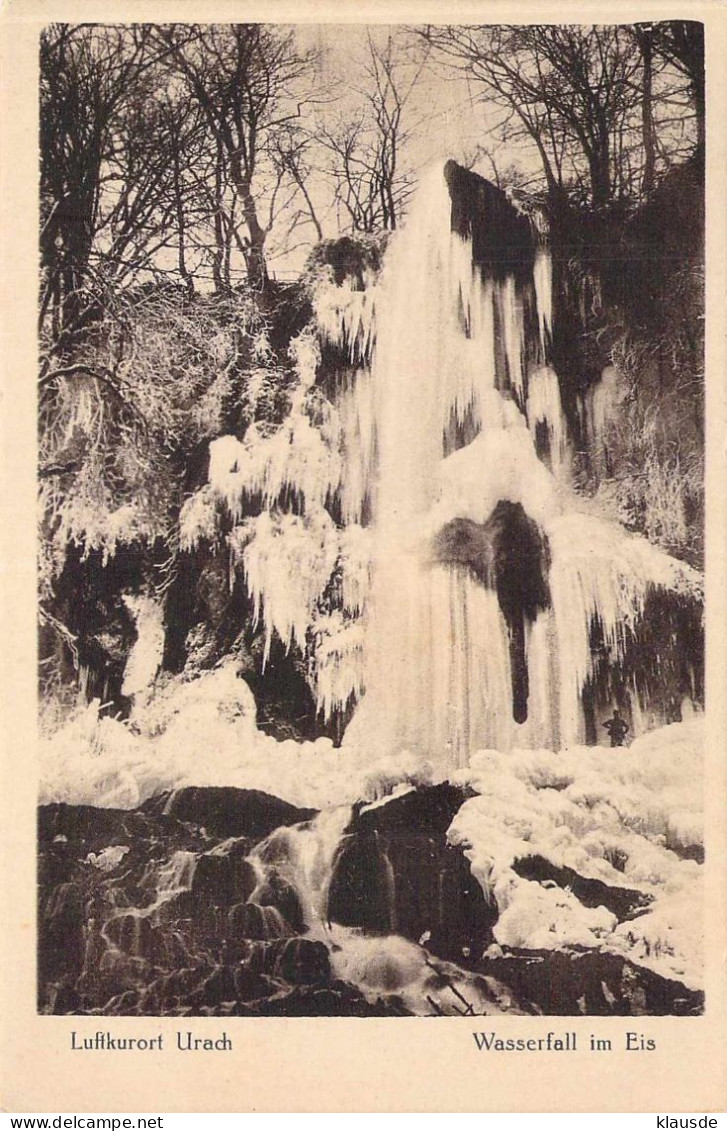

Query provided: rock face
[511,856,652,922]
[38,785,704,1018]
[328,785,499,961]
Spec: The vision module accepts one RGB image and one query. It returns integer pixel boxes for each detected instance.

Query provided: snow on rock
[41,666,321,810]
[431,409,560,534]
[40,659,448,814]
[493,876,618,951]
[447,716,704,987]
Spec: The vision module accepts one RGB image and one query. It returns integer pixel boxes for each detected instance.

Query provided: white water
[247,805,520,1015]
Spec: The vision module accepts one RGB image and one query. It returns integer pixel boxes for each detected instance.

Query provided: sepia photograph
[34,17,708,1026]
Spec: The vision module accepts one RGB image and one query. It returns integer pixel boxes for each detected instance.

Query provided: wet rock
[191,840,257,908]
[512,855,652,921]
[478,947,704,1016]
[233,965,278,1002]
[250,981,409,1017]
[104,911,154,956]
[242,937,331,984]
[39,803,172,848]
[40,882,85,982]
[148,787,317,839]
[227,901,294,942]
[187,965,237,1008]
[444,159,534,278]
[43,978,81,1015]
[351,782,475,836]
[329,785,495,962]
[254,873,306,933]
[665,841,704,865]
[270,938,331,985]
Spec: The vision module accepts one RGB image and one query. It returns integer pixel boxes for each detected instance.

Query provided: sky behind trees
[40,20,701,299]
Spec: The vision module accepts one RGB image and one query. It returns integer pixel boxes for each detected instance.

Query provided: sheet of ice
[526,365,569,479]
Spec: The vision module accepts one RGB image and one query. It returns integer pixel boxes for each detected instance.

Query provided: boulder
[148,787,317,839]
[512,855,652,921]
[328,784,496,961]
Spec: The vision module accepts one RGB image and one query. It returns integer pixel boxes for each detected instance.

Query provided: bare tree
[40,24,209,340]
[648,21,704,157]
[319,32,421,233]
[154,24,320,291]
[422,23,698,211]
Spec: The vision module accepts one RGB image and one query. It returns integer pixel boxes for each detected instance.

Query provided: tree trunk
[637,27,656,198]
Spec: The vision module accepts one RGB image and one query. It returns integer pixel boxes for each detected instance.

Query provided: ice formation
[170,159,704,755]
[526,365,569,477]
[584,363,630,469]
[343,160,703,763]
[313,279,377,366]
[230,508,339,667]
[448,717,704,988]
[121,595,165,698]
[38,672,704,990]
[532,248,553,356]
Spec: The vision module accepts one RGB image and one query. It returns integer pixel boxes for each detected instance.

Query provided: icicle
[526,365,569,479]
[207,416,342,520]
[313,280,377,365]
[547,511,702,747]
[234,508,339,666]
[311,612,365,721]
[121,595,165,698]
[532,248,553,358]
[338,524,372,615]
[178,485,219,551]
